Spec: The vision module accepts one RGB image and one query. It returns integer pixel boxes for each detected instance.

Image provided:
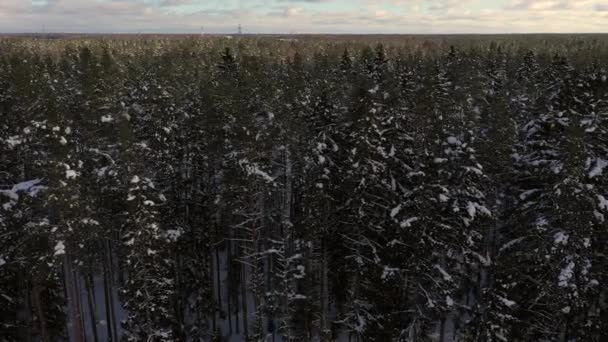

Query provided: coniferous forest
[1,35,608,342]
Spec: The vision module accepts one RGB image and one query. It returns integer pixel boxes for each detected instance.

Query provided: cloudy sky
[0,0,607,34]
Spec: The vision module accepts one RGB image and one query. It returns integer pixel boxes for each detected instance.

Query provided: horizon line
[2,32,608,36]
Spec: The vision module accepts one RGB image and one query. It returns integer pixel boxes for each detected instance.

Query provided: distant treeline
[1,36,608,342]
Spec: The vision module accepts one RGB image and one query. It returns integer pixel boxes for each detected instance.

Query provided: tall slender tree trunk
[439,317,446,342]
[241,259,249,337]
[233,239,240,335]
[73,268,86,342]
[227,239,233,335]
[283,145,294,339]
[254,234,264,339]
[85,274,99,342]
[320,245,328,338]
[106,240,119,342]
[65,256,85,342]
[210,251,217,332]
[174,253,184,339]
[102,240,117,341]
[215,224,223,325]
[31,284,50,342]
[101,251,113,341]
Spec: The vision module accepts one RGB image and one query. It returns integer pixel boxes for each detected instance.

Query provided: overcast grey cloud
[0,0,606,33]
[596,2,608,10]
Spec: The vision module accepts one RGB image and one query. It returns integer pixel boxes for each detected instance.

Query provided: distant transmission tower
[238,24,242,35]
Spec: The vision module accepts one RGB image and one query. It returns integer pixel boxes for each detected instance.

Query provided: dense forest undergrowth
[1,36,608,341]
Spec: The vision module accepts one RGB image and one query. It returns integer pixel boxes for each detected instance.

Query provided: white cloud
[0,0,606,33]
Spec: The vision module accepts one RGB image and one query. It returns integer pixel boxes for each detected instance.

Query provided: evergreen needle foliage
[1,35,607,341]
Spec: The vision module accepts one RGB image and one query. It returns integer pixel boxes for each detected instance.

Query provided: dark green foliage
[0,36,607,342]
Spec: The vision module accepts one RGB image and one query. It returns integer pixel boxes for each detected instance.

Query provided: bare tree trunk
[101,252,113,341]
[267,248,274,337]
[73,268,86,342]
[210,251,217,332]
[284,145,293,251]
[283,145,294,339]
[227,239,233,335]
[320,245,327,338]
[65,256,85,342]
[31,284,50,342]
[106,241,118,341]
[174,253,184,339]
[251,212,264,339]
[106,241,119,342]
[439,317,446,342]
[215,225,223,323]
[102,241,117,341]
[233,239,240,335]
[21,280,34,341]
[241,259,249,337]
[85,274,100,342]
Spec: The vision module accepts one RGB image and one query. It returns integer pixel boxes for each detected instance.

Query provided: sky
[0,0,607,34]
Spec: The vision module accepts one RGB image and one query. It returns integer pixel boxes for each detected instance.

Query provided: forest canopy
[1,35,608,341]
